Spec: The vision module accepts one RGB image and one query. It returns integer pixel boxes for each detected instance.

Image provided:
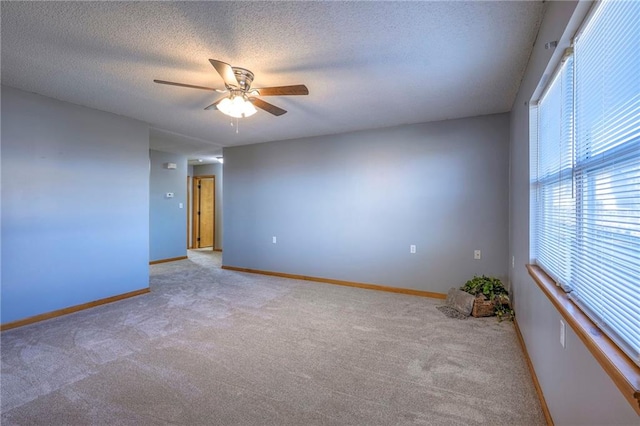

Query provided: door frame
[187,176,192,249]
[192,175,216,249]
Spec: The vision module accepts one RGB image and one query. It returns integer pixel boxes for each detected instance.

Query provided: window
[531,0,640,366]
[532,53,575,290]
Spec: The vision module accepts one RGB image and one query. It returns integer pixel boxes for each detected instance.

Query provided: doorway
[192,176,215,249]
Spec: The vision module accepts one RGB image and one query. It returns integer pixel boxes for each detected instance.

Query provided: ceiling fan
[154,59,309,118]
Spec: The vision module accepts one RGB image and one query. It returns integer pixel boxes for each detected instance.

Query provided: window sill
[526,264,640,416]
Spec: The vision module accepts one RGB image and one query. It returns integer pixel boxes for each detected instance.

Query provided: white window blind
[571,0,640,363]
[534,54,575,289]
[532,0,640,365]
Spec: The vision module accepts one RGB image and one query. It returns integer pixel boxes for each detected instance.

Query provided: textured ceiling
[1,1,544,158]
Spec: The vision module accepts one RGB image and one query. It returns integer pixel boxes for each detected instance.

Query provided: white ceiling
[1,1,544,159]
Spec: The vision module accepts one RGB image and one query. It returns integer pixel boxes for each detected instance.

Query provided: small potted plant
[461,275,514,321]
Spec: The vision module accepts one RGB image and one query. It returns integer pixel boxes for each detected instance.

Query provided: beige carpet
[1,249,544,425]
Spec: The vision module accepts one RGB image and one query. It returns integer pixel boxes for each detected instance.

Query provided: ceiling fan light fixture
[217,94,257,118]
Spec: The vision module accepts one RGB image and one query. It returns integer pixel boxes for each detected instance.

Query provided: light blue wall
[149,149,187,262]
[508,1,639,423]
[223,113,509,293]
[193,163,223,250]
[1,86,149,324]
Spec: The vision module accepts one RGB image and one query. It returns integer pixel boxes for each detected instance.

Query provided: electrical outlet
[474,250,481,260]
[560,320,566,348]
[512,256,515,268]
[410,245,416,254]
[272,236,277,244]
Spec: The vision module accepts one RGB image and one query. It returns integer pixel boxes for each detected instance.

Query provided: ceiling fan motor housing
[232,67,254,91]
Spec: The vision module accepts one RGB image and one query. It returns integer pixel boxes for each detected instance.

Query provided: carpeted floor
[1,249,544,425]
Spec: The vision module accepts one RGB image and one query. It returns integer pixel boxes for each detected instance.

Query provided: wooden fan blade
[209,59,238,88]
[254,85,309,96]
[154,79,220,92]
[251,98,287,116]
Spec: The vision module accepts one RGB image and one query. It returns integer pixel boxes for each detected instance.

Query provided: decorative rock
[444,287,475,316]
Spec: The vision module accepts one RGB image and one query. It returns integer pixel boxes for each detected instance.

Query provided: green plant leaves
[460,275,513,321]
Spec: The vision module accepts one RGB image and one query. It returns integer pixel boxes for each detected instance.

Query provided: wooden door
[193,176,215,248]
